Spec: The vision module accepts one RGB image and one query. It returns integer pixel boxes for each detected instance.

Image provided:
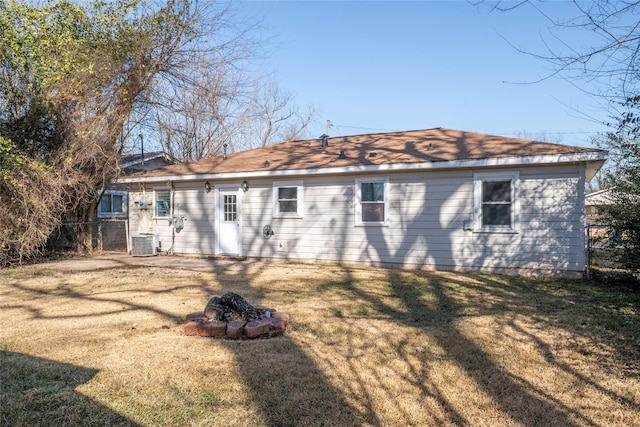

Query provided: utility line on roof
[495,131,602,136]
[332,124,602,137]
[333,124,399,133]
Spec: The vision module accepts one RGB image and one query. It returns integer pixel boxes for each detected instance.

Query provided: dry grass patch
[1,260,639,426]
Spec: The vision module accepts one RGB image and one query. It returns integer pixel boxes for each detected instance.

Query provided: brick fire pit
[183,292,289,339]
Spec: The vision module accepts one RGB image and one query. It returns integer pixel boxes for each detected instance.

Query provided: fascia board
[116,151,608,184]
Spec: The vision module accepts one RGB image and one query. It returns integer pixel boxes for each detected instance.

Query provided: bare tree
[484,1,640,276]
[480,1,640,182]
[149,61,244,162]
[0,0,259,261]
[513,131,564,144]
[483,1,640,100]
[237,79,316,150]
[149,71,316,161]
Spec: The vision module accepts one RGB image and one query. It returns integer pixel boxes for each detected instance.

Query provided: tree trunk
[73,205,94,254]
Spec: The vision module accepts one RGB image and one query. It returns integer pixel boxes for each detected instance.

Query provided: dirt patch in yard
[1,256,639,426]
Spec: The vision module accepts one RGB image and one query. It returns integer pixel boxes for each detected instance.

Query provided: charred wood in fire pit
[204,297,233,321]
[204,293,260,322]
[221,292,260,321]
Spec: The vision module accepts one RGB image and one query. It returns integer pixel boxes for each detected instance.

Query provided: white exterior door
[217,189,241,255]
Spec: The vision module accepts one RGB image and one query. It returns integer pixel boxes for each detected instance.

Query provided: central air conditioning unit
[131,234,158,257]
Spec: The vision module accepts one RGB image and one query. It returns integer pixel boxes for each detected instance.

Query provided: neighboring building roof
[585,188,615,206]
[119,151,176,170]
[119,128,607,183]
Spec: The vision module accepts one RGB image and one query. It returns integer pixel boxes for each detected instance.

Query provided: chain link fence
[586,223,622,279]
[96,219,129,252]
[48,219,129,253]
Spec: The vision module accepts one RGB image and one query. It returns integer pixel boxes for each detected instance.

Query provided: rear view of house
[120,128,607,277]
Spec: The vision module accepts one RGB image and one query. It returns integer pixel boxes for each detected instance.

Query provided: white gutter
[116,151,608,184]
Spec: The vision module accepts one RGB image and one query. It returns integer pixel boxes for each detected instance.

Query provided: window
[356,178,389,225]
[273,181,304,218]
[223,194,237,222]
[474,172,518,231]
[154,189,171,218]
[97,190,127,218]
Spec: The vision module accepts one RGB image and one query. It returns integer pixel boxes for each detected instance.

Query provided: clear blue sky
[237,1,610,147]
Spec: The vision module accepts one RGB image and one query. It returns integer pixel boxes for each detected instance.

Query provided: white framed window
[273,181,304,218]
[355,177,389,226]
[473,171,519,232]
[97,190,127,218]
[154,188,171,218]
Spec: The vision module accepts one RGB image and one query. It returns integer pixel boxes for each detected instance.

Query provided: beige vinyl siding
[167,182,216,255]
[128,181,216,255]
[458,166,584,272]
[242,171,474,266]
[239,166,585,274]
[127,162,587,276]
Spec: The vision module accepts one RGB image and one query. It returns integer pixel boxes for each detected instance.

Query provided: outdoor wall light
[204,181,211,193]
[241,180,249,192]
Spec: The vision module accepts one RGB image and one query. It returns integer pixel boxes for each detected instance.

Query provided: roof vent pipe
[320,134,329,148]
[338,150,347,160]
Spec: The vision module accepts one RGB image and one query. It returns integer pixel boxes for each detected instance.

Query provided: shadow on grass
[311,267,640,426]
[8,256,638,425]
[210,266,378,427]
[219,337,373,426]
[2,260,371,425]
[0,350,137,426]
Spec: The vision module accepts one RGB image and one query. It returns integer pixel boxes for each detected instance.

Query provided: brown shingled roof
[126,128,605,179]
